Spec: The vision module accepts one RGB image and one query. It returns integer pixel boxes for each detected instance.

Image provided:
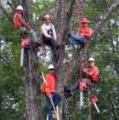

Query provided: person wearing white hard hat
[82,57,99,83]
[40,64,62,120]
[64,57,99,97]
[88,57,95,62]
[13,5,38,43]
[13,5,31,32]
[48,64,55,70]
[16,5,24,11]
[41,14,59,61]
[64,58,100,110]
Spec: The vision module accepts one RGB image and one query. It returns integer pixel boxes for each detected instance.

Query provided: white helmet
[48,64,55,70]
[88,57,95,62]
[16,5,23,11]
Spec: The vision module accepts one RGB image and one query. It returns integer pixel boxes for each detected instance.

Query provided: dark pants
[43,36,59,61]
[46,92,62,120]
[68,81,79,92]
[42,36,58,50]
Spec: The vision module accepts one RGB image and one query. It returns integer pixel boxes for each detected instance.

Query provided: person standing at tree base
[40,64,62,120]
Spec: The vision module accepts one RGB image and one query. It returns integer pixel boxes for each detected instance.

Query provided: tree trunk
[21,0,43,120]
[55,0,85,120]
[22,46,42,120]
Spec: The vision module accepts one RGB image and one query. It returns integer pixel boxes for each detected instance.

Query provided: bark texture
[21,0,43,120]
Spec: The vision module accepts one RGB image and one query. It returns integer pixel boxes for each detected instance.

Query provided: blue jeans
[46,92,62,120]
[69,81,79,92]
[68,34,86,46]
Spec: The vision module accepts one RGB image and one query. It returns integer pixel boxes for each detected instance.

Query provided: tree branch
[7,0,16,11]
[66,0,76,25]
[0,3,13,23]
[92,1,119,41]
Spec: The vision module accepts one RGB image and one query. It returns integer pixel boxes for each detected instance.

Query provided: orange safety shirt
[77,27,93,39]
[41,73,57,95]
[13,13,24,29]
[83,65,99,82]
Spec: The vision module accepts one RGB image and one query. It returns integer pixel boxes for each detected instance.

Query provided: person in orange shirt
[68,17,93,48]
[64,57,99,97]
[13,5,31,33]
[82,57,99,83]
[13,5,38,43]
[40,64,62,120]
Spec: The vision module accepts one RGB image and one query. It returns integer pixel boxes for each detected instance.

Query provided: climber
[13,5,30,34]
[41,14,59,60]
[82,57,99,83]
[40,64,62,120]
[68,17,93,48]
[13,5,38,43]
[64,57,99,97]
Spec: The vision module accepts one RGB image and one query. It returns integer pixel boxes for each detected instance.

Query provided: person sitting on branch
[64,57,99,98]
[40,64,62,120]
[82,57,99,84]
[13,5,38,43]
[13,5,30,34]
[41,14,59,59]
[68,17,93,48]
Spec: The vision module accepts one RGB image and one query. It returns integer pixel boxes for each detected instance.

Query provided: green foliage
[0,0,56,119]
[0,0,119,119]
[69,0,119,119]
[0,16,19,43]
[0,14,23,120]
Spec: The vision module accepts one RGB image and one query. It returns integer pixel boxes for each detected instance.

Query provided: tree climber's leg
[29,29,39,43]
[52,92,62,120]
[52,92,62,106]
[68,34,86,49]
[49,39,59,62]
[19,27,29,37]
[64,81,79,98]
[46,96,54,120]
[68,34,78,45]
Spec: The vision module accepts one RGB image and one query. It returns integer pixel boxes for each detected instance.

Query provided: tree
[19,0,43,120]
[0,0,119,120]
